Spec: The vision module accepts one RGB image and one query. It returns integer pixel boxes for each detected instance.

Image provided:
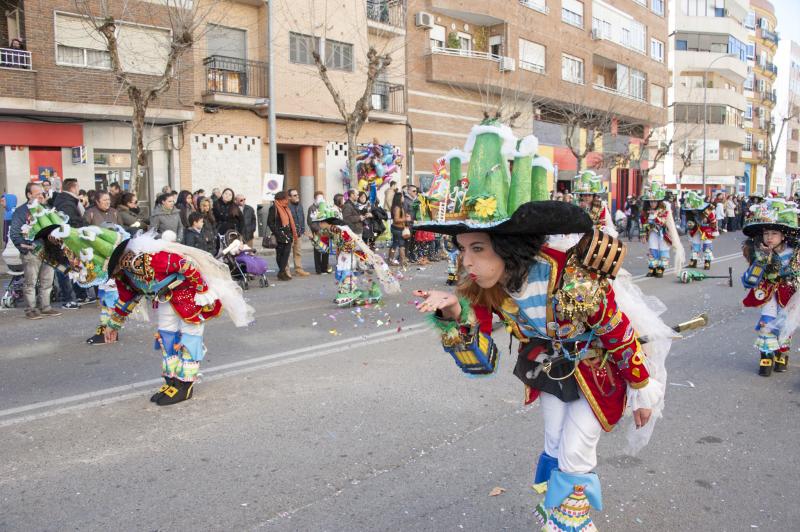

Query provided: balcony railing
[760,90,777,104]
[519,60,545,74]
[0,48,31,70]
[519,0,549,15]
[766,62,778,75]
[366,0,405,28]
[592,83,646,103]
[760,28,779,45]
[430,46,501,62]
[203,55,267,98]
[371,81,405,115]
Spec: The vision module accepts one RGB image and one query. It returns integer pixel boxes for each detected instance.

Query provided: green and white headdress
[415,118,590,236]
[743,198,800,238]
[573,170,608,195]
[26,202,128,287]
[641,181,667,202]
[682,191,709,211]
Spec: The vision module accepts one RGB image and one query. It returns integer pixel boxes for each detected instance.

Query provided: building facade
[772,39,799,196]
[182,0,408,210]
[742,0,778,195]
[405,0,669,207]
[661,0,748,195]
[0,0,193,208]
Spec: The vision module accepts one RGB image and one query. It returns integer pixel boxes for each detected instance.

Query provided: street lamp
[702,53,737,197]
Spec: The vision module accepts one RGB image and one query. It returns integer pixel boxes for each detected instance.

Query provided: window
[791,151,798,164]
[745,103,753,119]
[562,0,584,28]
[630,68,646,101]
[744,133,752,151]
[55,13,111,70]
[745,11,756,29]
[561,53,584,84]
[650,84,663,107]
[591,18,611,39]
[650,38,664,62]
[519,38,545,73]
[676,40,688,51]
[429,24,445,49]
[290,32,317,64]
[621,28,631,47]
[325,39,353,71]
[728,36,747,62]
[746,44,755,60]
[650,0,664,16]
[744,73,754,90]
[792,129,799,141]
[457,32,472,51]
[207,25,246,60]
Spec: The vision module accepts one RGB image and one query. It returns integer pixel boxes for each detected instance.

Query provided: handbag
[401,227,411,239]
[262,234,277,249]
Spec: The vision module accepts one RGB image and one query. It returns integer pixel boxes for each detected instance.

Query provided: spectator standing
[9,183,61,319]
[624,195,640,241]
[176,190,195,228]
[341,189,365,236]
[387,192,408,266]
[149,192,184,241]
[383,181,397,211]
[287,189,309,276]
[84,190,119,226]
[236,193,257,247]
[183,212,214,254]
[3,192,18,245]
[197,197,218,254]
[267,191,296,281]
[52,179,87,309]
[355,191,375,248]
[714,194,726,232]
[116,192,148,234]
[108,182,122,208]
[306,191,330,274]
[41,179,53,205]
[402,185,418,262]
[725,195,737,231]
[213,188,243,236]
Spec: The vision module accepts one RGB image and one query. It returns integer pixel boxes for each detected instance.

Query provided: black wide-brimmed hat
[414,200,592,236]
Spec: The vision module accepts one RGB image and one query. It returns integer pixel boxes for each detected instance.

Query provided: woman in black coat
[213,187,244,236]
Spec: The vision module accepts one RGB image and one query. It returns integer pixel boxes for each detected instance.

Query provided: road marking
[0,253,742,426]
[0,324,429,427]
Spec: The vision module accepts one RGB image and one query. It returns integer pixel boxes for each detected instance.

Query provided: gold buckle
[760,358,773,367]
[163,386,179,397]
[157,384,169,393]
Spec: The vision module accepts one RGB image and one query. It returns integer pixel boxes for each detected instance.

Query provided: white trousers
[158,303,204,335]
[540,391,603,474]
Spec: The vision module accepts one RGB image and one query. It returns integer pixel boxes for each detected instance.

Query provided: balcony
[519,0,549,15]
[202,55,268,109]
[429,45,502,63]
[370,81,405,121]
[759,28,779,46]
[675,86,746,110]
[366,0,406,36]
[592,83,646,104]
[0,47,31,70]
[674,51,747,83]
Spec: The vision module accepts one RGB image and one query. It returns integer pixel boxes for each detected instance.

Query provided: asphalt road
[1,232,798,531]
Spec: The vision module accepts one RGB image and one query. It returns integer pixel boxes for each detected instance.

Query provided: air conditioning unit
[591,28,601,40]
[415,11,434,29]
[500,56,516,72]
[757,140,765,151]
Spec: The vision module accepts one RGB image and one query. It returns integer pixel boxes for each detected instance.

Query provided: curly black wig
[488,232,547,293]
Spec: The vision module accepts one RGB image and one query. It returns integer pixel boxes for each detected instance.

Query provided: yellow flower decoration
[473,197,498,219]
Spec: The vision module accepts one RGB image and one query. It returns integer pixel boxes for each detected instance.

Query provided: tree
[311,46,392,184]
[74,0,216,196]
[761,98,800,193]
[675,143,697,189]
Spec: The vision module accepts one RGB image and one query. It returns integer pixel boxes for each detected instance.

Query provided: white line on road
[1,253,742,427]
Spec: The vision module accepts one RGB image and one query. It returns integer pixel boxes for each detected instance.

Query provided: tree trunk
[346,128,358,192]
[130,97,148,199]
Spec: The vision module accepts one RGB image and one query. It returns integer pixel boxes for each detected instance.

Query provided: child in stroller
[218,230,271,290]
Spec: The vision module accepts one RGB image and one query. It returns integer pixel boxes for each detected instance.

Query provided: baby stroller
[218,230,271,290]
[1,239,24,308]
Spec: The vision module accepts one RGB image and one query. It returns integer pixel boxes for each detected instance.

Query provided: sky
[772,0,800,46]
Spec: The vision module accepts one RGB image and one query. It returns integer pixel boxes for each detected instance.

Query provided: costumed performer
[640,181,684,278]
[26,202,254,406]
[683,191,719,270]
[412,118,674,531]
[574,170,617,237]
[741,198,800,376]
[311,201,400,306]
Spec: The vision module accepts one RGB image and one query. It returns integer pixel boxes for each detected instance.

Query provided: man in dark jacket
[235,193,257,247]
[9,182,61,319]
[52,178,86,228]
[341,189,364,236]
[288,188,309,276]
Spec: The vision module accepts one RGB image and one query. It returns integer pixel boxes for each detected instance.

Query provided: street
[1,232,799,531]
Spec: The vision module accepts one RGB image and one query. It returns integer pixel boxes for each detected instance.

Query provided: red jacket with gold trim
[436,246,649,432]
[109,251,222,328]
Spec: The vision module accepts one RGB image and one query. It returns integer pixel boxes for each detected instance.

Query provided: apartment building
[0,1,193,206]
[405,0,669,207]
[742,0,778,194]
[661,0,748,195]
[182,0,408,206]
[773,39,800,196]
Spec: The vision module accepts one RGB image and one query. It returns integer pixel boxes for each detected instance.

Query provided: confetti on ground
[312,321,318,326]
[329,329,340,336]
[376,320,384,326]
[488,487,506,497]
